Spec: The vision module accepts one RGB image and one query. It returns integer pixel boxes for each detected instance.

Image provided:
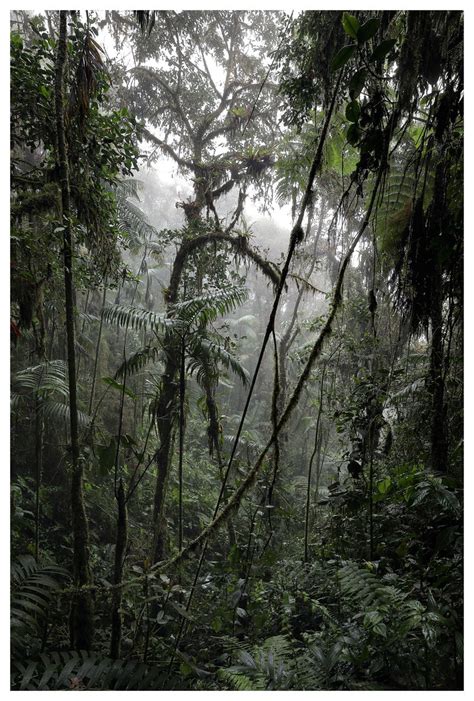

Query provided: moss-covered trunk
[110,479,128,658]
[55,9,94,649]
[151,343,180,564]
[429,279,447,472]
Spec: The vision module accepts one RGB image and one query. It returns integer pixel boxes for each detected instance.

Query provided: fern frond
[115,177,144,201]
[39,400,91,427]
[102,304,181,335]
[188,336,249,386]
[221,634,294,691]
[338,562,407,612]
[117,197,157,244]
[11,651,167,690]
[12,360,69,399]
[172,286,247,326]
[218,667,260,690]
[11,556,68,656]
[114,344,162,379]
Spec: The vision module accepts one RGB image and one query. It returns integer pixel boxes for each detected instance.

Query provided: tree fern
[104,286,247,334]
[106,286,249,385]
[375,156,434,265]
[115,177,144,201]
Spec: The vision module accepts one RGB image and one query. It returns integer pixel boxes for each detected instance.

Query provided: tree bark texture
[55,10,94,649]
[110,479,128,658]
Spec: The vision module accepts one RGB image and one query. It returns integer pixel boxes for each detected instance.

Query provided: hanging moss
[11,183,60,220]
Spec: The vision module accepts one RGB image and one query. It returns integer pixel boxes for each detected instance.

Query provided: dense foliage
[10,9,463,691]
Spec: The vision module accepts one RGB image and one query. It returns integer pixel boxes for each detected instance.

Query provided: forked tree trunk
[55,10,94,649]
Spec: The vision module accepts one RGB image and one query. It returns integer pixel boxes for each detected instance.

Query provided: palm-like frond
[102,304,181,334]
[12,360,69,399]
[69,30,107,122]
[114,345,163,379]
[220,635,295,690]
[105,286,248,388]
[11,556,68,656]
[11,361,91,427]
[104,286,247,336]
[115,178,144,201]
[39,400,91,428]
[113,178,158,250]
[11,651,167,690]
[375,157,433,261]
[171,285,248,326]
[116,198,158,248]
[188,335,249,386]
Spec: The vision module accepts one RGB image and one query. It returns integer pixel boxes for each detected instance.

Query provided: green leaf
[11,33,23,49]
[342,13,360,40]
[373,621,387,637]
[346,123,361,146]
[349,69,367,98]
[101,376,137,400]
[345,100,360,123]
[377,477,391,494]
[370,39,396,63]
[331,44,357,72]
[179,662,192,677]
[169,601,193,621]
[357,18,380,43]
[211,617,223,633]
[364,610,382,626]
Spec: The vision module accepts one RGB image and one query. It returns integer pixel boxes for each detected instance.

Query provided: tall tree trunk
[34,396,44,563]
[55,10,94,649]
[178,338,186,552]
[304,362,326,563]
[429,279,447,472]
[88,283,107,415]
[151,345,179,563]
[203,370,237,550]
[110,479,128,658]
